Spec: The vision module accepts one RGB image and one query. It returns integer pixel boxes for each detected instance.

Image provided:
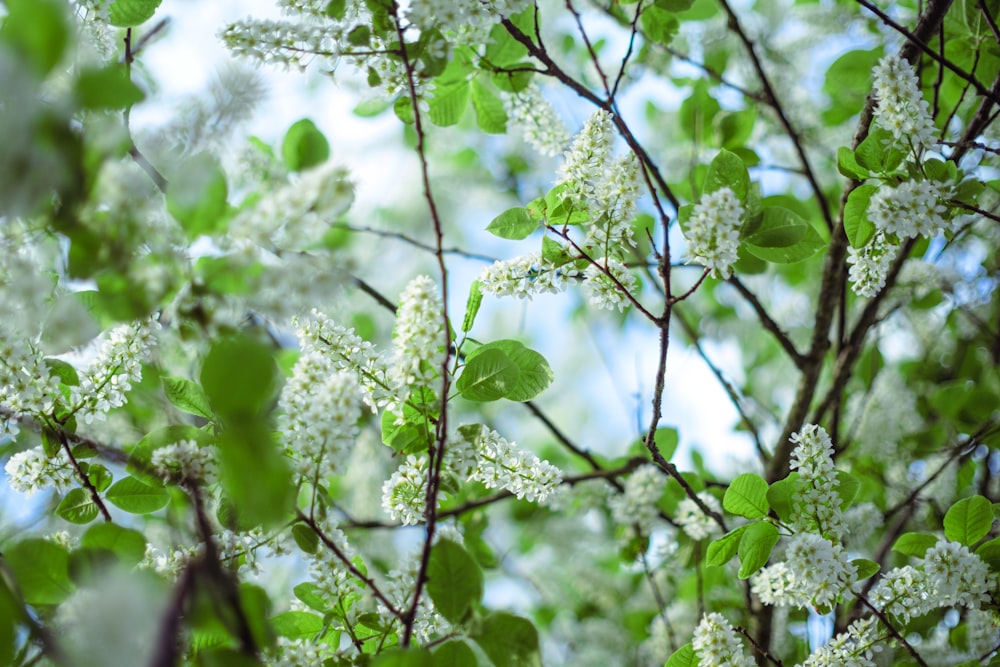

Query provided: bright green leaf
[81,523,147,566]
[75,65,145,110]
[200,335,277,418]
[428,80,471,127]
[473,612,542,667]
[723,473,770,519]
[457,348,521,402]
[427,539,484,624]
[166,152,229,238]
[743,207,825,263]
[55,488,100,525]
[434,640,479,666]
[737,521,779,579]
[944,495,994,546]
[851,558,880,580]
[371,648,433,667]
[105,476,169,514]
[282,118,330,172]
[487,208,537,240]
[664,643,697,667]
[462,280,483,333]
[706,525,747,566]
[471,78,507,134]
[641,6,679,45]
[1,0,70,75]
[837,146,869,180]
[292,524,319,554]
[271,611,324,640]
[704,149,750,201]
[108,0,162,27]
[4,539,74,605]
[468,340,554,402]
[844,184,877,248]
[162,376,214,420]
[891,532,939,558]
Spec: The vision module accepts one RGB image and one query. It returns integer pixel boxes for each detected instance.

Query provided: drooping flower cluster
[391,275,446,388]
[581,259,637,311]
[922,539,994,608]
[788,423,846,539]
[682,187,745,279]
[150,440,218,485]
[609,464,664,536]
[377,551,450,642]
[867,178,951,239]
[405,0,531,46]
[872,54,937,153]
[847,231,898,297]
[556,110,616,209]
[69,319,159,425]
[675,491,723,540]
[0,328,60,438]
[471,426,562,502]
[801,617,883,667]
[279,349,362,482]
[869,565,932,623]
[307,519,363,608]
[691,612,755,667]
[228,163,354,251]
[478,252,580,300]
[4,445,77,497]
[588,153,641,254]
[501,83,571,157]
[381,454,429,525]
[777,533,857,609]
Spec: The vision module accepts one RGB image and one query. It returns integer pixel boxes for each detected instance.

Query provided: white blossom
[392,275,446,387]
[868,178,951,240]
[789,424,847,540]
[609,464,664,535]
[151,440,218,485]
[847,231,898,297]
[923,539,993,609]
[872,54,937,153]
[587,153,641,253]
[691,612,755,667]
[556,109,615,209]
[501,83,571,157]
[0,328,60,437]
[470,426,562,503]
[675,491,723,540]
[478,252,579,300]
[683,187,744,279]
[801,617,883,667]
[870,565,932,623]
[381,454,429,525]
[581,258,636,311]
[4,446,76,497]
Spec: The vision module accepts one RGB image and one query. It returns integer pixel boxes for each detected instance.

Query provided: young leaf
[282,118,330,171]
[706,525,747,566]
[641,6,679,45]
[428,79,471,127]
[664,643,697,667]
[105,476,170,513]
[427,539,484,624]
[108,0,162,27]
[75,65,144,110]
[162,376,214,420]
[851,558,881,580]
[891,532,939,558]
[836,147,870,180]
[457,348,521,402]
[271,611,324,640]
[55,488,100,524]
[943,495,993,546]
[704,149,750,201]
[462,280,483,333]
[743,207,825,264]
[737,521,779,579]
[723,473,770,519]
[767,473,799,521]
[166,152,229,238]
[291,524,319,554]
[471,77,507,134]
[844,184,878,248]
[473,612,542,667]
[486,207,537,240]
[469,340,554,402]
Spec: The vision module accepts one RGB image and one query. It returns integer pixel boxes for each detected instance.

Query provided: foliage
[1,0,999,666]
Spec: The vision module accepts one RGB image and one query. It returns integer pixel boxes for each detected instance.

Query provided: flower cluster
[869,565,931,623]
[279,350,362,481]
[381,454,429,525]
[753,532,857,610]
[4,445,76,497]
[69,319,159,425]
[923,539,993,608]
[801,617,882,667]
[788,424,846,539]
[307,520,363,608]
[682,187,745,279]
[867,178,951,240]
[140,542,200,580]
[847,231,898,297]
[471,426,562,503]
[581,259,637,311]
[587,153,641,254]
[228,163,354,251]
[675,491,723,540]
[872,54,937,153]
[0,328,59,438]
[691,612,755,667]
[150,440,218,485]
[405,0,530,46]
[501,83,571,157]
[220,19,346,72]
[267,637,328,667]
[556,110,616,209]
[378,552,450,642]
[608,464,664,536]
[478,252,580,299]
[391,275,445,388]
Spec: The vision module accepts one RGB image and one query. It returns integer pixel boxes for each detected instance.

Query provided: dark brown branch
[728,277,806,368]
[55,427,113,522]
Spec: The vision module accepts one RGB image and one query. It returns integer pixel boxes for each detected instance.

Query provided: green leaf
[394,95,415,124]
[541,236,575,265]
[292,524,319,554]
[217,422,293,529]
[81,523,147,566]
[108,0,162,27]
[679,80,720,142]
[767,474,798,521]
[4,539,74,605]
[491,67,533,93]
[1,0,70,76]
[891,532,939,558]
[664,643,697,667]
[851,558,880,580]
[704,149,750,201]
[75,65,145,110]
[837,147,870,180]
[723,473,770,519]
[822,48,882,125]
[944,495,994,546]
[835,470,860,508]
[271,611,324,640]
[55,488,100,524]
[166,152,229,238]
[325,0,347,19]
[743,207,825,264]
[641,6,679,45]
[469,340,554,402]
[462,280,483,333]
[162,376,214,420]
[473,612,542,667]
[293,582,328,612]
[200,335,277,418]
[282,118,330,171]
[457,348,521,402]
[45,358,80,387]
[487,207,538,240]
[428,80,471,127]
[737,521,779,579]
[427,539,484,624]
[844,184,878,248]
[706,525,747,566]
[434,640,479,666]
[975,536,1000,569]
[371,648,433,667]
[714,108,756,149]
[105,476,169,514]
[485,10,531,66]
[471,78,507,134]
[855,126,905,174]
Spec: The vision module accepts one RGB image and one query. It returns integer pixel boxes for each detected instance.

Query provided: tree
[0,0,998,664]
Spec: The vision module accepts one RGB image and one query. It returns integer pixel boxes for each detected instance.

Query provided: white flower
[608,464,664,535]
[478,252,579,300]
[801,617,882,667]
[556,109,615,209]
[872,54,937,153]
[782,533,857,609]
[847,231,898,297]
[151,440,218,485]
[691,612,755,667]
[392,275,446,387]
[470,426,562,503]
[382,455,429,525]
[501,83,571,157]
[683,187,744,279]
[789,424,847,540]
[581,259,636,311]
[867,179,950,239]
[923,539,993,609]
[4,446,76,497]
[587,153,641,254]
[0,327,61,433]
[306,519,362,607]
[870,565,932,623]
[675,491,722,540]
